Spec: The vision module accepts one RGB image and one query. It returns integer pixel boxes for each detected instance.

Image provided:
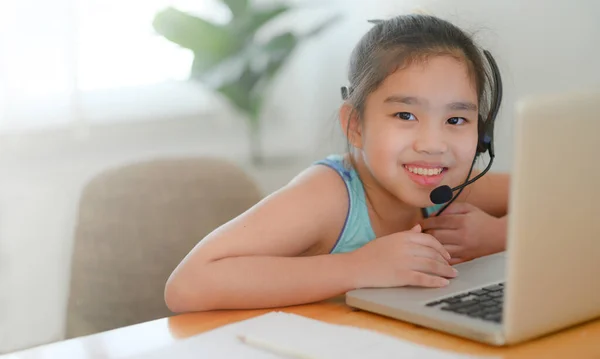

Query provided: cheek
[362,120,408,157]
[363,127,417,187]
[454,136,479,169]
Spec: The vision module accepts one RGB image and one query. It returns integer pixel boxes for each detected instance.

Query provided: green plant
[152,0,341,164]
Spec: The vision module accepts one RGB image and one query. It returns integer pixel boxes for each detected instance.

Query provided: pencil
[237,334,320,359]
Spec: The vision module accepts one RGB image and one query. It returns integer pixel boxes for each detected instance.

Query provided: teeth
[405,166,444,176]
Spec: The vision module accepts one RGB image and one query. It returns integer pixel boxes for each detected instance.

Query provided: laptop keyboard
[425,283,504,324]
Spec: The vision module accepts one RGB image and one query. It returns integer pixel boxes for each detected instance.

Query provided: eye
[394,112,416,121]
[447,117,466,125]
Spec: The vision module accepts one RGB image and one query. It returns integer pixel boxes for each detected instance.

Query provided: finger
[427,229,463,245]
[408,245,449,265]
[411,257,458,279]
[405,271,450,288]
[408,233,451,261]
[449,258,464,265]
[421,215,463,231]
[409,224,422,233]
[438,202,474,215]
[443,244,463,257]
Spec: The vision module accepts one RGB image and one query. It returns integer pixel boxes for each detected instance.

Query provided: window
[0,0,229,132]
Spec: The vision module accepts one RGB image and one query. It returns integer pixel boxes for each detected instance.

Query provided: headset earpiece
[341,86,353,100]
[477,50,502,158]
[341,87,349,100]
[477,114,487,154]
[477,114,494,155]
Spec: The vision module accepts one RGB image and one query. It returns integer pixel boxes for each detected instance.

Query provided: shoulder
[284,155,353,226]
[274,154,359,254]
[238,155,355,254]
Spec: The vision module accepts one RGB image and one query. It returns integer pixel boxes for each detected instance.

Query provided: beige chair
[65,156,263,339]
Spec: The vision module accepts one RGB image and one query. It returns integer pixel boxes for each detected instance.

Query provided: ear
[339,103,363,149]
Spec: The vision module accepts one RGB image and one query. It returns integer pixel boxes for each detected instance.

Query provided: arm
[422,171,510,263]
[461,171,510,251]
[164,165,357,313]
[456,171,510,218]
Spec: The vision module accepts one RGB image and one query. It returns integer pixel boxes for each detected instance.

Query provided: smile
[402,164,448,187]
[403,165,446,176]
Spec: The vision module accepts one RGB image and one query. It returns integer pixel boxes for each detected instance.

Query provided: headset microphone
[430,147,495,204]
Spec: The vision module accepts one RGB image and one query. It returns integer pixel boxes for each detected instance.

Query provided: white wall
[1,0,599,354]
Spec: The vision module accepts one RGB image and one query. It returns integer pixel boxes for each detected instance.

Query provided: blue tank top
[313,154,444,254]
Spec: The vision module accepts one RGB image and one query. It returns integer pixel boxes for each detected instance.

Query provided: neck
[348,152,422,237]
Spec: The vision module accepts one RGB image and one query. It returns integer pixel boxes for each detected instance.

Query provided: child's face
[357,55,479,208]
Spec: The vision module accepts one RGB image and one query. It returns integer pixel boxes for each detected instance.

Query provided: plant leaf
[235,4,290,37]
[263,32,296,56]
[153,7,241,74]
[259,32,297,79]
[217,81,252,115]
[152,3,342,128]
[192,50,245,85]
[215,60,262,115]
[222,0,248,18]
[214,31,298,116]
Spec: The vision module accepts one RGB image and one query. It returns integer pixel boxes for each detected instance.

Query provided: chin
[397,189,436,209]
[399,171,460,208]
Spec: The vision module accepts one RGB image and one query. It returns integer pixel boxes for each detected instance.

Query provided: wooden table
[4,296,600,358]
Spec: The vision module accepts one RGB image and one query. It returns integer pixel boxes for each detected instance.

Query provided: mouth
[403,164,448,186]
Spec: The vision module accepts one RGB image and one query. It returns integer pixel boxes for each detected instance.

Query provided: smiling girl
[163,14,510,313]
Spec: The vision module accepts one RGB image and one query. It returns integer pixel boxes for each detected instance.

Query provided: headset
[340,48,503,217]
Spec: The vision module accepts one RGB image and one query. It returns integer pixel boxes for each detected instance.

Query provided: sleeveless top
[313,154,444,254]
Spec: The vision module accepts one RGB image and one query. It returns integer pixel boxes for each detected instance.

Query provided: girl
[165,14,509,313]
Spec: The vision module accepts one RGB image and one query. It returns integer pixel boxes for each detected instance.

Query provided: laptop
[345,91,600,346]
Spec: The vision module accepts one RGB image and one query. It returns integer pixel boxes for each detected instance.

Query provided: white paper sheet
[128,312,496,359]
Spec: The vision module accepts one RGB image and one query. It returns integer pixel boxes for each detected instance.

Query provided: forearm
[165,253,358,312]
[462,172,510,217]
[494,215,508,252]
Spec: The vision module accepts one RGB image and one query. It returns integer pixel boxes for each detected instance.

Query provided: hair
[343,14,497,153]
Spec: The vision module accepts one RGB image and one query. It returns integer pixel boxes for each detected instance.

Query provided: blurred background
[0,0,598,353]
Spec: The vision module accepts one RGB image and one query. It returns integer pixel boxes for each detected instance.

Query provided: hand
[348,224,458,289]
[421,203,507,265]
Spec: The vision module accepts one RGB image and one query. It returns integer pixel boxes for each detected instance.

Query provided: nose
[413,123,448,155]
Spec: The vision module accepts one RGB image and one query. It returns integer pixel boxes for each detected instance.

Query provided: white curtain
[0,0,229,134]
